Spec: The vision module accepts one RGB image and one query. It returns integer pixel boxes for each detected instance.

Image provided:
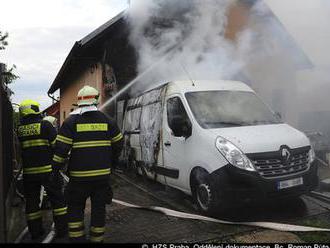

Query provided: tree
[2,65,19,85]
[0,31,19,86]
[0,31,9,50]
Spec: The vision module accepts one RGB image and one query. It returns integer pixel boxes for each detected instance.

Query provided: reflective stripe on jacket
[18,115,57,177]
[53,110,123,181]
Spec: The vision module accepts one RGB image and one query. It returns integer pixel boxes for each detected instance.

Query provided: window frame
[166,96,192,137]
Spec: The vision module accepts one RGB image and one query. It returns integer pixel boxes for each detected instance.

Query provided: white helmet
[77,85,100,107]
[43,116,58,128]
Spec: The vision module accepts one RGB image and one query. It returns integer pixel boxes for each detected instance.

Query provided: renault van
[117,80,318,214]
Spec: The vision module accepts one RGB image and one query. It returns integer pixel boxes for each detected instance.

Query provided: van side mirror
[171,115,192,138]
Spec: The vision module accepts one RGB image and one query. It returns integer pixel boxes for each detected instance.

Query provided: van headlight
[215,136,255,172]
[308,147,316,164]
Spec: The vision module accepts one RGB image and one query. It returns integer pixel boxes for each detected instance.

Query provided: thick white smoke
[127,0,313,118]
[125,0,330,151]
[128,0,254,91]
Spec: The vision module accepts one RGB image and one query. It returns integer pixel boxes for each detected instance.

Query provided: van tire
[191,169,221,216]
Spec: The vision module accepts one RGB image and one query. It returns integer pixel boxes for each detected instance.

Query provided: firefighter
[43,116,58,131]
[18,100,68,240]
[41,115,60,210]
[52,86,123,243]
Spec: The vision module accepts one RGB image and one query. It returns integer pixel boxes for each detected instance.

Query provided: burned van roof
[166,80,255,96]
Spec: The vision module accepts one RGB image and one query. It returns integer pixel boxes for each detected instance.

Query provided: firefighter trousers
[66,180,109,243]
[23,174,68,239]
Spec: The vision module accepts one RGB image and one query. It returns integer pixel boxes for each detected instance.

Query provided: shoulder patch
[76,123,108,132]
[18,123,41,137]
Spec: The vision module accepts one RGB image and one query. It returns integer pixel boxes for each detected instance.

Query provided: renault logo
[281,148,291,164]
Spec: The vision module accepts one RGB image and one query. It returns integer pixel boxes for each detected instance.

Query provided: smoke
[125,0,330,150]
[127,0,253,92]
[126,0,305,103]
[127,0,300,113]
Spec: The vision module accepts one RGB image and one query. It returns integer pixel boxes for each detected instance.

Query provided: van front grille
[247,147,310,179]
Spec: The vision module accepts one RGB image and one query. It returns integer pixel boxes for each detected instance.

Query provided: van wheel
[192,170,220,215]
[196,183,213,213]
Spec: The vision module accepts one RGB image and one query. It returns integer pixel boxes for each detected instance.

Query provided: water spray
[99,45,180,111]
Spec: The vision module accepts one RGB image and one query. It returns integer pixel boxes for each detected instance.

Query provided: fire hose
[15,171,330,243]
[60,173,330,234]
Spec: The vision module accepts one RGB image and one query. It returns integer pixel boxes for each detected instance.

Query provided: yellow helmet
[77,86,100,107]
[19,99,41,117]
[43,116,58,127]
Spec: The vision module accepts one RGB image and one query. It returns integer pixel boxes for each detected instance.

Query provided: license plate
[278,177,303,190]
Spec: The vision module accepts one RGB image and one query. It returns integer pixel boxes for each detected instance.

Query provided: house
[48,11,137,123]
[48,0,312,126]
[42,101,60,125]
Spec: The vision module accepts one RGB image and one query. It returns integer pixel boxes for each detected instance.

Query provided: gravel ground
[14,171,330,243]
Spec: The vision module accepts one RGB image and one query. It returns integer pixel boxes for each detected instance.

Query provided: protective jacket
[18,115,57,179]
[52,110,123,181]
[18,114,67,239]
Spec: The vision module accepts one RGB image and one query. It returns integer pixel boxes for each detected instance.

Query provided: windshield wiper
[249,120,282,125]
[204,121,246,126]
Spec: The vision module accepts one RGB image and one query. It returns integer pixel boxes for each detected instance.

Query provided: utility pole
[0,63,6,242]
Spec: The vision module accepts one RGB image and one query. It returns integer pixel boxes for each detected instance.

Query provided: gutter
[47,92,59,103]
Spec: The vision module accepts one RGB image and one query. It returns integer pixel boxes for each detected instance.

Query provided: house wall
[60,63,103,124]
[225,1,250,41]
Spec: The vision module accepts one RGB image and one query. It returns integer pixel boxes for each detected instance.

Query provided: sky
[0,0,128,110]
[1,0,330,111]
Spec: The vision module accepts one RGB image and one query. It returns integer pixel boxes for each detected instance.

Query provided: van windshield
[185,91,282,129]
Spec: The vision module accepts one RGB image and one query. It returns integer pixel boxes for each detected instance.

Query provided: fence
[0,63,15,242]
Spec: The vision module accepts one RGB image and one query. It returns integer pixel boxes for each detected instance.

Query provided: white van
[116,80,318,214]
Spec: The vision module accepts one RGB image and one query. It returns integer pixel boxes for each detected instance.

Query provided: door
[162,96,192,189]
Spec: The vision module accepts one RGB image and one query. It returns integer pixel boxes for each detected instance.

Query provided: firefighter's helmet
[77,86,100,107]
[19,99,41,117]
[43,116,58,128]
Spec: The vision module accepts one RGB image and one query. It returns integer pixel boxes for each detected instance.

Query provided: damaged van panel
[140,102,162,165]
[121,87,165,167]
[124,107,141,133]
